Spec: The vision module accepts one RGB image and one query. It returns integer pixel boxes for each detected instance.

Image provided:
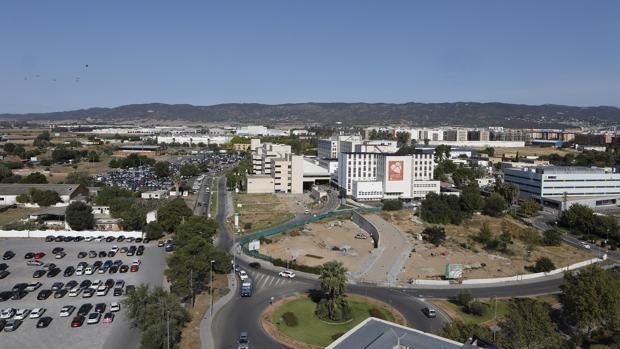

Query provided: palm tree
[318,261,350,321]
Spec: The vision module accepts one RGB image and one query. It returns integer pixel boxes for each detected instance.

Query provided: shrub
[528,257,556,273]
[542,229,562,246]
[282,312,298,327]
[422,226,446,246]
[382,199,403,211]
[369,307,386,319]
[467,301,487,317]
[457,290,473,307]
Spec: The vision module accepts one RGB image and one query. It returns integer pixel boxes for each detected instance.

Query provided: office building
[504,166,620,210]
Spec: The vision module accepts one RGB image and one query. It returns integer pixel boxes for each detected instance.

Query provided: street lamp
[209,260,215,317]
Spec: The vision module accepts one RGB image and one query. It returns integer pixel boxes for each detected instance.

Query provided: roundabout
[262,293,406,348]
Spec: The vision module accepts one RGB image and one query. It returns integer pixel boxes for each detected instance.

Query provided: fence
[0,230,143,239]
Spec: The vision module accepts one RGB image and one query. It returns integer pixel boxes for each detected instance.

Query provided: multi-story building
[504,166,620,210]
[246,140,303,193]
[444,129,468,142]
[317,135,362,159]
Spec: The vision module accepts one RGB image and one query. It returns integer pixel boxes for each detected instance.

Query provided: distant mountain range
[1,102,618,127]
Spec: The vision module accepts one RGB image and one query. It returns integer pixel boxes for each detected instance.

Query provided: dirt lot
[260,218,374,273]
[493,146,577,158]
[381,210,592,280]
[232,193,309,233]
[0,207,38,227]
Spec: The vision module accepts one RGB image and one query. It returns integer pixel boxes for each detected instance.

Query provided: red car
[130,265,139,272]
[33,252,46,260]
[71,315,85,328]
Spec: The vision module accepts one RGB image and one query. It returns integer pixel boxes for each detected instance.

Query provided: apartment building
[504,166,620,210]
[246,140,303,194]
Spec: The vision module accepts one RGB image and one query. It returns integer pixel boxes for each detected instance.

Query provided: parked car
[36,316,52,328]
[2,250,15,260]
[27,260,44,267]
[77,252,87,259]
[13,309,30,320]
[47,268,61,277]
[33,252,46,260]
[54,289,68,299]
[52,247,64,255]
[249,262,261,269]
[37,290,52,300]
[59,305,75,317]
[24,252,35,259]
[33,270,46,278]
[64,266,75,277]
[77,303,92,317]
[71,315,85,327]
[55,252,67,259]
[110,302,120,312]
[87,312,101,324]
[51,282,64,291]
[29,308,46,319]
[64,280,78,290]
[103,312,115,323]
[0,308,15,319]
[26,282,42,292]
[4,319,22,332]
[278,270,296,278]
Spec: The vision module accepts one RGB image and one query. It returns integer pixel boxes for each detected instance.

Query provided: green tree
[95,186,136,206]
[437,321,492,343]
[0,164,12,181]
[519,200,541,217]
[499,298,563,349]
[180,163,199,177]
[559,265,620,337]
[395,131,411,147]
[542,229,562,246]
[484,192,507,217]
[530,257,555,273]
[154,161,171,178]
[175,216,218,247]
[20,172,48,184]
[498,229,513,252]
[457,290,473,308]
[520,228,541,247]
[461,185,485,212]
[29,189,61,206]
[422,226,446,246]
[122,285,190,349]
[65,201,95,231]
[119,207,146,231]
[316,261,351,322]
[158,198,193,232]
[33,131,51,148]
[143,221,164,240]
[382,199,403,211]
[65,171,94,186]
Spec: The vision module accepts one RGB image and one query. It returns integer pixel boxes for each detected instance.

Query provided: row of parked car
[44,235,151,244]
[0,279,134,302]
[0,301,121,332]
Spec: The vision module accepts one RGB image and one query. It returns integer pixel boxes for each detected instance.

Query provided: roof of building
[119,144,162,150]
[303,159,330,176]
[505,166,607,174]
[31,206,67,217]
[326,317,468,349]
[0,184,83,196]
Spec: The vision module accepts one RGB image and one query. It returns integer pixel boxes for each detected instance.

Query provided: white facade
[246,140,303,194]
[141,190,168,200]
[351,181,383,201]
[245,175,275,194]
[157,135,231,145]
[236,125,289,137]
[504,166,620,209]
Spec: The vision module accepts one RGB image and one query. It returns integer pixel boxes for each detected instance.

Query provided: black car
[54,289,68,298]
[108,265,119,274]
[136,249,144,256]
[98,251,107,258]
[37,289,52,300]
[0,291,13,301]
[113,288,123,296]
[119,265,129,273]
[0,270,9,279]
[135,238,143,243]
[0,263,8,271]
[2,250,15,260]
[77,303,93,317]
[36,316,52,328]
[11,290,27,300]
[65,280,78,290]
[74,236,84,242]
[83,288,95,298]
[94,303,106,313]
[106,236,116,242]
[113,260,123,267]
[104,279,114,289]
[5,319,22,332]
[47,268,61,278]
[117,236,125,242]
[93,261,103,269]
[45,236,55,242]
[63,236,73,242]
[107,251,116,257]
[54,236,64,242]
[88,251,97,258]
[79,280,92,289]
[52,247,64,255]
[64,266,75,277]
[77,252,87,258]
[51,282,64,291]
[12,283,27,292]
[103,260,113,268]
[33,269,46,278]
[24,252,35,259]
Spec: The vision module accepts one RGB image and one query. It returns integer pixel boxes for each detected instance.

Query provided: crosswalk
[245,270,294,292]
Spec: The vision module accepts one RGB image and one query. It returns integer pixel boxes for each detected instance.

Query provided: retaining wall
[0,230,143,239]
[351,211,380,248]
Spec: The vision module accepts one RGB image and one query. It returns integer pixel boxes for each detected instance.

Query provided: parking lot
[0,237,166,349]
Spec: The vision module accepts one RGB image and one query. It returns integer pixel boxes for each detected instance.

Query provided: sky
[1,0,619,113]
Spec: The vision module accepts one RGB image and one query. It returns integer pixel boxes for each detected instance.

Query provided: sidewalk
[199,273,237,349]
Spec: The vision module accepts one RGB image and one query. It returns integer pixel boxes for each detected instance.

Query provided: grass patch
[210,177,218,217]
[440,299,510,325]
[271,296,395,347]
[0,207,38,227]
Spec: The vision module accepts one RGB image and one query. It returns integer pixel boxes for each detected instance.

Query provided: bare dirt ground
[260,218,374,274]
[493,146,577,158]
[380,211,592,280]
[0,207,38,227]
[231,193,311,233]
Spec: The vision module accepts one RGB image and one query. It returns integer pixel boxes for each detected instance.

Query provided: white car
[95,236,105,242]
[13,309,30,320]
[0,308,15,319]
[110,246,119,253]
[84,236,94,242]
[87,312,101,324]
[91,279,102,289]
[238,270,248,281]
[29,308,46,319]
[110,302,121,312]
[279,270,296,278]
[84,266,94,275]
[75,265,85,276]
[55,252,66,259]
[96,285,109,296]
[68,287,82,297]
[27,260,44,266]
[59,305,75,317]
[581,242,591,249]
[131,259,141,266]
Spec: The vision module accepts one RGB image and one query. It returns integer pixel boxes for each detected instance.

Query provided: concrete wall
[351,211,379,248]
[0,230,143,239]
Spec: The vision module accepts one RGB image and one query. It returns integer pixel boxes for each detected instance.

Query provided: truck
[240,280,252,297]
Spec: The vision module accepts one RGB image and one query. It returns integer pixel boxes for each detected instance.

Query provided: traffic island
[261,293,407,348]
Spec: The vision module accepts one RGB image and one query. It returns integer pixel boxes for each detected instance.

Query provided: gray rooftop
[0,184,83,196]
[327,317,466,349]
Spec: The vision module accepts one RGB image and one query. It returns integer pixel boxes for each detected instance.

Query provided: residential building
[504,166,620,210]
[0,184,88,206]
[444,129,468,142]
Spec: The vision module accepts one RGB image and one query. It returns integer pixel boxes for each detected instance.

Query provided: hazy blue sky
[1,1,619,113]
